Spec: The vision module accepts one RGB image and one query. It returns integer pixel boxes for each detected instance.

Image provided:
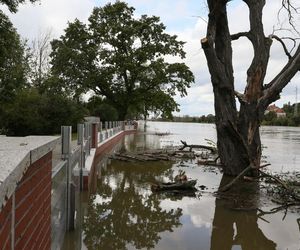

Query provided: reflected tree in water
[210,175,276,250]
[83,167,182,250]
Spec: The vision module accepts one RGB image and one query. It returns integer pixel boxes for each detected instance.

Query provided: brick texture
[0,198,12,250]
[0,151,52,250]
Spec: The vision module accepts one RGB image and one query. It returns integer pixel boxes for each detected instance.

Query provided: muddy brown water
[64,122,300,250]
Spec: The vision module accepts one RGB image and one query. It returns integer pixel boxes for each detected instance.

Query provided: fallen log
[151,180,197,192]
[179,140,217,153]
[115,153,158,161]
[218,164,271,192]
[197,159,223,167]
[109,155,134,162]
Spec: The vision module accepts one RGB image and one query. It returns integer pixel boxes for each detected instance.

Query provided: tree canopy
[0,10,30,133]
[50,1,194,119]
[0,0,38,13]
[0,7,87,135]
[0,10,29,103]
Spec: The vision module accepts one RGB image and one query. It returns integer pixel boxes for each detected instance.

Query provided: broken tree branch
[234,91,248,104]
[259,170,300,202]
[259,170,289,189]
[231,31,251,41]
[269,34,292,59]
[257,202,300,217]
[179,140,217,153]
[218,164,253,192]
[260,44,300,108]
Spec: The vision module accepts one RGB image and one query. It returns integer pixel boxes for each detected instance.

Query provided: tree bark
[202,0,300,176]
[202,0,250,175]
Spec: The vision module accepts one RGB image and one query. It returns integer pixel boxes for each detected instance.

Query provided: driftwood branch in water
[257,202,300,220]
[259,170,289,189]
[259,170,300,202]
[179,140,217,153]
[219,165,253,192]
[218,164,272,192]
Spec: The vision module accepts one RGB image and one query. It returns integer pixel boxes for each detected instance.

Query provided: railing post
[77,124,84,191]
[91,123,98,148]
[84,122,91,155]
[89,123,93,149]
[99,121,103,143]
[61,126,74,231]
[105,121,108,139]
[109,121,112,137]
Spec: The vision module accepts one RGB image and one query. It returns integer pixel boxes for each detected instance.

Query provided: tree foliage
[262,103,300,126]
[0,0,38,13]
[2,88,87,136]
[0,2,88,136]
[0,10,29,104]
[50,1,194,119]
[0,10,30,133]
[86,96,119,122]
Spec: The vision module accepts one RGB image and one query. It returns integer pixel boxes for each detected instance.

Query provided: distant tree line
[262,103,300,127]
[153,114,215,123]
[0,1,194,136]
[153,102,300,127]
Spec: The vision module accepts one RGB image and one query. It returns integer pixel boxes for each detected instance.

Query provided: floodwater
[81,122,300,250]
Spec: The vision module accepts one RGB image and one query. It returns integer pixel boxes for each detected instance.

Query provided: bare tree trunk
[202,0,300,176]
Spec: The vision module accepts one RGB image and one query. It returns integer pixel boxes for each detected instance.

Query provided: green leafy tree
[1,0,38,13]
[86,96,119,122]
[0,10,30,132]
[3,88,87,136]
[0,11,29,103]
[50,1,194,119]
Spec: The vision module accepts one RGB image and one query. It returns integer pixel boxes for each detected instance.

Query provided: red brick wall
[0,197,12,250]
[0,151,52,250]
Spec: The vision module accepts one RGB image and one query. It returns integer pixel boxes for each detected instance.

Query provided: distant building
[265,104,286,118]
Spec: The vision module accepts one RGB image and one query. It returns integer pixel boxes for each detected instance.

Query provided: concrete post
[91,123,98,148]
[77,124,84,191]
[105,121,108,140]
[61,126,74,231]
[84,122,91,155]
[109,121,112,136]
[99,122,103,143]
[61,126,71,160]
[89,123,93,150]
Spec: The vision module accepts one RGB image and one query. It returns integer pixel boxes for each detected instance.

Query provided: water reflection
[80,123,300,250]
[211,176,276,250]
[83,161,183,250]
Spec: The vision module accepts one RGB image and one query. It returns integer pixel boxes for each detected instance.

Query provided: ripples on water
[82,122,300,250]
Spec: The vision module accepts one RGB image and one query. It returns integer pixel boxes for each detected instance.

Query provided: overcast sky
[2,0,299,115]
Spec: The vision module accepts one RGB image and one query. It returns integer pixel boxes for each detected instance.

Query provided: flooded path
[80,122,300,250]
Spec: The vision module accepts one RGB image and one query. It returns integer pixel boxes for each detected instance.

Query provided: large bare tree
[201,0,300,176]
[29,29,52,89]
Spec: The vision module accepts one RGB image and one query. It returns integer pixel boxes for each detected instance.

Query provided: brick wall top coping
[0,135,60,210]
